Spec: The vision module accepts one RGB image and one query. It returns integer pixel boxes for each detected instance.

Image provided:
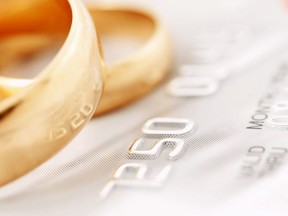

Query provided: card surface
[1,0,288,215]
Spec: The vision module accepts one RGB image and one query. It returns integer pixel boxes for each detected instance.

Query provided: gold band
[0,2,171,186]
[92,7,171,115]
[0,0,104,186]
[0,6,172,116]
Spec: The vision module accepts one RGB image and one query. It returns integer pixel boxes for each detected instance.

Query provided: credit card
[1,0,288,215]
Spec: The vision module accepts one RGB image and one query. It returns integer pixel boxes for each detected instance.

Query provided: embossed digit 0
[142,117,195,138]
[265,115,288,129]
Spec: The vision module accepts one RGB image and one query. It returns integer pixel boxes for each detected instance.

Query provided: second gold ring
[0,5,172,116]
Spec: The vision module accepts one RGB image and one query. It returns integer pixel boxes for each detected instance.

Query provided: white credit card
[1,0,288,215]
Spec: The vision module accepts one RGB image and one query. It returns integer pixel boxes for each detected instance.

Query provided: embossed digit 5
[128,138,187,160]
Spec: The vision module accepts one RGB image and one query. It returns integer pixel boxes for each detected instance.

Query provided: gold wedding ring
[0,6,172,115]
[0,1,171,186]
[0,0,104,186]
[92,7,171,115]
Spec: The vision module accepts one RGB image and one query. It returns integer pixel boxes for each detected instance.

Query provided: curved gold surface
[0,0,104,186]
[92,8,172,115]
[0,6,172,115]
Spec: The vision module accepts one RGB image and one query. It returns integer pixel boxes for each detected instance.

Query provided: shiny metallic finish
[167,76,219,97]
[0,0,104,186]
